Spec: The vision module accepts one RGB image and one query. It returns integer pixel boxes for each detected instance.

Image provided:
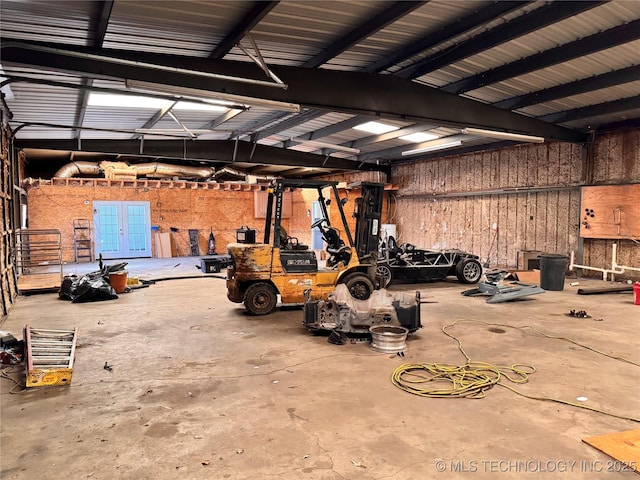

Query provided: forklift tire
[244,282,277,316]
[342,273,375,300]
[455,258,483,284]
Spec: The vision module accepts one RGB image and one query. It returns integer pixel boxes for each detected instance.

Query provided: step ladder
[24,325,78,387]
[73,219,94,263]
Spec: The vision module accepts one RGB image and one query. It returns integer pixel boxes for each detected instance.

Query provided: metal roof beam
[272,117,366,148]
[494,65,640,110]
[15,139,384,171]
[200,108,244,130]
[302,1,426,68]
[364,1,529,74]
[241,2,425,144]
[397,1,603,79]
[443,18,640,94]
[348,123,437,148]
[0,40,585,142]
[92,0,114,47]
[132,101,178,139]
[209,1,279,59]
[74,0,114,140]
[254,109,325,141]
[538,96,640,124]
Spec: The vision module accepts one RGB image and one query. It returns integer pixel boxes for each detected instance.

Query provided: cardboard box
[513,270,540,284]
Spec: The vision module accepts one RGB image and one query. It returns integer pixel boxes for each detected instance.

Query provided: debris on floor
[577,285,634,295]
[1,331,24,365]
[24,325,78,387]
[583,429,640,474]
[461,270,545,303]
[59,262,129,303]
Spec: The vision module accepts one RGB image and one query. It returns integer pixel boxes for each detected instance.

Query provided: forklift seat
[280,226,308,250]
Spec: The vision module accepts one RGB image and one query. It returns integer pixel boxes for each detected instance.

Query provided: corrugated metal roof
[0,0,94,45]
[103,1,250,55]
[2,1,639,175]
[415,2,640,89]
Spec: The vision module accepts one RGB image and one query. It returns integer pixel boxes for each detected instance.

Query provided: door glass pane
[99,205,119,253]
[127,205,148,252]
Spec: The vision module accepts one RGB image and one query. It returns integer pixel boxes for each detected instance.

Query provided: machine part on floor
[327,331,348,345]
[24,325,77,387]
[227,179,384,315]
[391,319,640,422]
[303,283,422,335]
[461,270,545,303]
[377,236,482,287]
[369,325,409,353]
[567,309,590,318]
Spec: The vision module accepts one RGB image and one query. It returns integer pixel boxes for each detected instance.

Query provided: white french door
[93,201,152,259]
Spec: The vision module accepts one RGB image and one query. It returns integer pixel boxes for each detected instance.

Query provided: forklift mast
[350,182,383,260]
[263,179,356,249]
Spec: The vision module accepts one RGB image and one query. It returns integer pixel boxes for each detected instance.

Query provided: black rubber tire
[244,282,277,315]
[375,264,393,288]
[455,258,483,284]
[342,273,375,300]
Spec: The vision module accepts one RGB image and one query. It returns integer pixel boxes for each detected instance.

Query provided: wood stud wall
[1,122,18,320]
[585,129,640,278]
[390,134,639,279]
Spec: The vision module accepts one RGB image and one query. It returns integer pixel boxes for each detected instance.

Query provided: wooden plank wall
[390,130,640,279]
[390,142,584,268]
[1,122,18,320]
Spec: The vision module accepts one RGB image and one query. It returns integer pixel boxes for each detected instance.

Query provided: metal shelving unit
[14,229,63,292]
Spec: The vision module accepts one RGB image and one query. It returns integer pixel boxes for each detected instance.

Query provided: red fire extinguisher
[207,227,216,255]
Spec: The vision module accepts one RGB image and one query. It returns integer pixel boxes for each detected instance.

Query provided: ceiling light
[353,121,399,135]
[126,80,300,112]
[88,92,168,109]
[402,140,462,156]
[462,127,544,143]
[88,93,229,113]
[299,140,360,154]
[399,132,439,143]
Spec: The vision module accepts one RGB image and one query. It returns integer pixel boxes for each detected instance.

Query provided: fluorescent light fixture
[173,101,227,112]
[462,127,544,143]
[300,140,360,154]
[353,121,399,135]
[401,140,462,156]
[88,93,228,112]
[89,92,168,109]
[399,132,439,143]
[126,79,300,112]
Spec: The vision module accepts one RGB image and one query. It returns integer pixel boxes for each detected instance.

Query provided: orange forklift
[226,179,384,315]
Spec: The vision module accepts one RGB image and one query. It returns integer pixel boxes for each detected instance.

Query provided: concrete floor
[1,260,639,479]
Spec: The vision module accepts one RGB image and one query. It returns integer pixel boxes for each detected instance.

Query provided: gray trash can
[539,254,568,291]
